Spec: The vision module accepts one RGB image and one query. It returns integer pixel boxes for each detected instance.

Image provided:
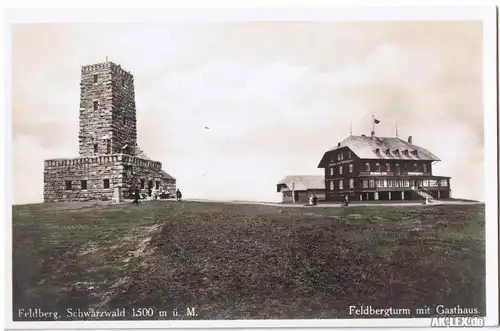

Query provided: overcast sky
[11,21,484,204]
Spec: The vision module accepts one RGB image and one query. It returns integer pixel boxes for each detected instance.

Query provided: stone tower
[43,60,176,202]
[78,61,137,157]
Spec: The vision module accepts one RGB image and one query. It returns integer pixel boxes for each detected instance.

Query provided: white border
[3,5,498,330]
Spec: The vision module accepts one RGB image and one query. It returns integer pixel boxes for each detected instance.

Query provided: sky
[10,21,485,204]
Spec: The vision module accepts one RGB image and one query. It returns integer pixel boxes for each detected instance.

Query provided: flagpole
[372,114,375,136]
[395,124,399,138]
[350,120,352,135]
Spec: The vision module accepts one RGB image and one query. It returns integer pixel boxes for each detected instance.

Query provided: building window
[94,143,98,153]
[339,166,343,175]
[404,163,408,171]
[121,78,126,87]
[329,167,334,176]
[106,140,111,154]
[140,179,145,189]
[349,179,354,189]
[423,180,429,187]
[414,163,418,171]
[375,148,380,155]
[339,180,343,190]
[377,179,387,188]
[103,179,110,189]
[441,179,448,187]
[395,163,400,173]
[385,148,390,155]
[429,180,438,187]
[81,180,87,190]
[337,153,341,161]
[348,151,352,158]
[156,181,160,190]
[364,162,370,171]
[423,163,428,172]
[394,149,400,156]
[403,150,409,156]
[375,163,380,172]
[403,180,410,187]
[385,163,390,172]
[349,164,353,173]
[65,180,72,190]
[93,101,98,111]
[330,181,334,191]
[362,180,368,188]
[93,74,98,83]
[123,117,127,125]
[369,179,375,188]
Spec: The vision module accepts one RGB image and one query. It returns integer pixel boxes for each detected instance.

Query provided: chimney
[408,136,413,144]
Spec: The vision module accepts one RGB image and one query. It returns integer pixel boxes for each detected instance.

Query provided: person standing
[176,189,182,201]
[133,187,140,204]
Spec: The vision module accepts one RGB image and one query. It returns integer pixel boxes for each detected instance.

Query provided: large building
[276,175,325,203]
[317,133,451,202]
[43,61,176,202]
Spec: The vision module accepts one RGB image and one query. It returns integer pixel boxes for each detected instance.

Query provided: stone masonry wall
[43,154,125,202]
[120,155,170,199]
[111,63,137,155]
[78,62,137,157]
[44,154,174,201]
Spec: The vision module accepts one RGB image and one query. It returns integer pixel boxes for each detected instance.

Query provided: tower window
[81,180,87,190]
[93,74,98,83]
[103,179,110,189]
[121,78,125,87]
[93,143,98,153]
[65,180,72,190]
[93,101,98,110]
[106,140,111,154]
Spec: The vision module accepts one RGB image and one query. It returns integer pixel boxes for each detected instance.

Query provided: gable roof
[161,170,175,180]
[318,135,440,168]
[277,175,325,192]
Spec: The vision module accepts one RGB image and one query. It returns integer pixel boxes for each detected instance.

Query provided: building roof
[277,175,325,192]
[318,135,441,168]
[161,170,176,180]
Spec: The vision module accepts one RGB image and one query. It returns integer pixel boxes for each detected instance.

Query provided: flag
[374,118,380,124]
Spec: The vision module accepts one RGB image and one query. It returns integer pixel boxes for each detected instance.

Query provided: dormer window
[385,148,390,155]
[394,149,400,156]
[403,150,409,156]
[411,150,419,157]
[375,148,380,155]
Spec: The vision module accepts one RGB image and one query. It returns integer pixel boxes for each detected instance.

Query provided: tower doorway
[148,180,153,197]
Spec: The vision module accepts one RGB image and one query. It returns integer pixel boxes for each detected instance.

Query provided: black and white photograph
[4,5,499,330]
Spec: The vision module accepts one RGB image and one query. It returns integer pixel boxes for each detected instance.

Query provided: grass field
[12,201,485,320]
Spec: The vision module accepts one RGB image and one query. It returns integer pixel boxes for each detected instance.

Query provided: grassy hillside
[12,201,485,320]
